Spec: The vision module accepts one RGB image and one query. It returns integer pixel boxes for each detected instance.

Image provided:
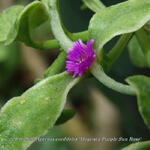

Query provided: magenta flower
[66,39,96,77]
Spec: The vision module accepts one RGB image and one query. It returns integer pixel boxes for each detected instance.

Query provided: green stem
[106,33,133,71]
[91,62,136,95]
[68,30,89,42]
[49,0,74,51]
[44,51,67,77]
[136,28,150,67]
[28,30,89,50]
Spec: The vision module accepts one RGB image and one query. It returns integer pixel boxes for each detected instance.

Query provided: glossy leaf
[126,75,150,129]
[55,109,76,125]
[6,1,49,45]
[128,36,147,68]
[82,0,105,12]
[0,5,23,42]
[122,141,150,150]
[89,0,150,56]
[0,73,79,150]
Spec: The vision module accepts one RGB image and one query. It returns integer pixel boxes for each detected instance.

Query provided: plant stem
[49,0,74,51]
[68,30,89,42]
[44,51,67,77]
[29,30,89,50]
[106,33,133,71]
[91,62,136,95]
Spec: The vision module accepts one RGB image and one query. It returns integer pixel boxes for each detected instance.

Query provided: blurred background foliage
[0,0,150,150]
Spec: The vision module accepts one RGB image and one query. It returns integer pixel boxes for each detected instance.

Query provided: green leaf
[0,5,24,42]
[128,36,148,68]
[55,109,76,125]
[82,0,105,12]
[0,72,79,150]
[122,141,150,150]
[6,1,49,45]
[126,75,150,129]
[89,0,150,56]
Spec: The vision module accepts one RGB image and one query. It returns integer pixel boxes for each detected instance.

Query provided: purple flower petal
[66,39,96,77]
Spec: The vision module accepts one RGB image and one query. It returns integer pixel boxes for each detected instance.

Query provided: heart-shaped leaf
[0,73,79,150]
[126,75,150,129]
[89,0,150,56]
[0,5,23,42]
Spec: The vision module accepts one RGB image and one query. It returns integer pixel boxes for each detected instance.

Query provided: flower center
[78,54,86,63]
